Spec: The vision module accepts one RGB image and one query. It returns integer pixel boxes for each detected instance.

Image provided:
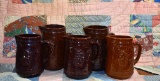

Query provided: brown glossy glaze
[64,35,92,79]
[105,35,142,79]
[83,25,109,71]
[15,34,43,78]
[39,24,66,70]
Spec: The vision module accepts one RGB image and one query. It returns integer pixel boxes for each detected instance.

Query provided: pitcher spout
[15,35,21,42]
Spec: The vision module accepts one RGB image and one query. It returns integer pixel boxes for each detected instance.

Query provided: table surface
[0,65,158,81]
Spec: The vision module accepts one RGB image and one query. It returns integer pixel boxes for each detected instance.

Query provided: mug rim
[15,34,41,39]
[84,25,108,30]
[40,24,65,30]
[106,35,132,40]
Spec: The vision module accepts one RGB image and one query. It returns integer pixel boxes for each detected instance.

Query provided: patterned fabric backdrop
[0,0,160,70]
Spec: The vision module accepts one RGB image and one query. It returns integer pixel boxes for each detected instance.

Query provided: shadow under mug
[105,35,142,79]
[15,34,43,78]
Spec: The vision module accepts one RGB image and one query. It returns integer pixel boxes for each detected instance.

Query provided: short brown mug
[15,34,43,78]
[83,25,109,71]
[39,24,66,70]
[64,35,98,79]
[105,35,142,79]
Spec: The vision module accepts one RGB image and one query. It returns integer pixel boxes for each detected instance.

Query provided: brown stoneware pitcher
[105,35,142,79]
[15,34,43,78]
[83,25,109,71]
[64,35,97,79]
[39,24,66,70]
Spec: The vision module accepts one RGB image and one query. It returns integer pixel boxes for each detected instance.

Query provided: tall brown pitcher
[105,35,142,79]
[83,25,109,71]
[39,24,66,70]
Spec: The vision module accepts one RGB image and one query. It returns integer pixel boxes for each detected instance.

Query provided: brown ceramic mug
[105,35,142,79]
[83,25,109,71]
[15,34,43,78]
[39,24,66,70]
[64,35,98,79]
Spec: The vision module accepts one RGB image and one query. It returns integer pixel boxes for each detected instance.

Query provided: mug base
[44,68,62,71]
[16,69,44,78]
[106,73,132,80]
[92,69,104,71]
[64,72,92,80]
[65,74,90,80]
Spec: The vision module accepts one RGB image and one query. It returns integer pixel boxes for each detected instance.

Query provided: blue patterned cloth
[0,75,19,81]
[144,76,160,81]
[1,64,160,81]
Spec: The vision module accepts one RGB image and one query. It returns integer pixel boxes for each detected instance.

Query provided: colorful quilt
[0,0,160,80]
[3,15,46,58]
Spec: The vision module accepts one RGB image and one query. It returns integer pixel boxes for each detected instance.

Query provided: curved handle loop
[90,32,114,64]
[41,40,53,64]
[91,41,100,63]
[133,43,142,64]
[108,32,115,36]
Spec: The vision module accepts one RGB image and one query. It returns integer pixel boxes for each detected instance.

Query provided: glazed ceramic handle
[41,40,53,64]
[108,32,115,36]
[91,42,100,62]
[133,43,142,64]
